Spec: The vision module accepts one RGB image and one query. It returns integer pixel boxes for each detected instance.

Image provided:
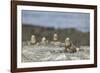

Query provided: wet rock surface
[22,43,90,63]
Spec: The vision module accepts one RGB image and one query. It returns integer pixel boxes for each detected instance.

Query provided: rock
[51,41,61,46]
[55,54,66,60]
[70,56,79,60]
[22,44,90,62]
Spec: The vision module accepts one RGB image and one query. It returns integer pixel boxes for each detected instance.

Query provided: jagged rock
[22,43,90,62]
